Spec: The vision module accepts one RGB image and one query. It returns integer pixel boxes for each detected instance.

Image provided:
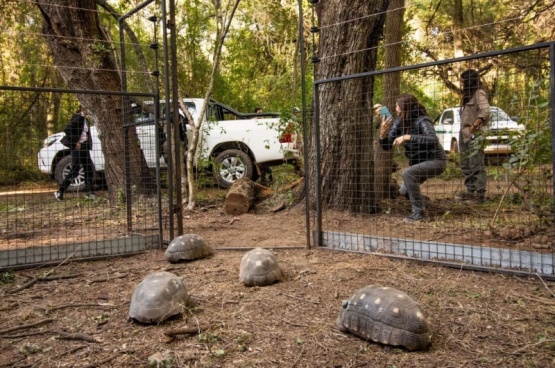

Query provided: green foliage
[0,167,46,186]
[439,157,464,180]
[0,270,15,284]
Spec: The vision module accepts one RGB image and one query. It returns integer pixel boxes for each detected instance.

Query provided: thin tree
[374,0,405,202]
[181,0,241,210]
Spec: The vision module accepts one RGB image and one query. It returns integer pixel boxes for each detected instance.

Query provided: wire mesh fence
[313,43,555,279]
[0,88,164,270]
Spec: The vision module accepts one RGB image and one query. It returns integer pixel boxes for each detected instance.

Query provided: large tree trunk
[374,0,405,202]
[313,0,389,214]
[34,0,154,202]
[453,0,464,59]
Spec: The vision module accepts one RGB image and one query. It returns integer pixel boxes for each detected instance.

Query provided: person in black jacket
[379,94,447,222]
[54,106,96,201]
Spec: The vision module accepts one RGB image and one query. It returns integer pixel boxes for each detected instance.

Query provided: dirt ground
[1,197,555,368]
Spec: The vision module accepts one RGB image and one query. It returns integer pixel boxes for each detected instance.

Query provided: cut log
[224,178,255,215]
[253,181,274,200]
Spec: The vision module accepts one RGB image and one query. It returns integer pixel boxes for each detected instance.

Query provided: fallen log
[224,178,255,215]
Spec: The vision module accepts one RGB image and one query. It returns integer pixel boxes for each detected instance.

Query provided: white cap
[373,104,382,110]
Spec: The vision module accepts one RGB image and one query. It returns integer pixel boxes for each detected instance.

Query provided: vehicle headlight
[43,134,63,148]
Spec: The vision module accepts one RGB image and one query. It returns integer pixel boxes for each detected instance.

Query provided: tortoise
[239,247,283,286]
[129,271,189,324]
[336,285,432,351]
[165,234,213,263]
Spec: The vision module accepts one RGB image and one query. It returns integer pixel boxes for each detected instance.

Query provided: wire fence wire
[0,88,164,270]
[313,44,555,280]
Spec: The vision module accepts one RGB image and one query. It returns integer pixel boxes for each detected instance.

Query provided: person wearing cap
[457,69,490,204]
[54,105,96,201]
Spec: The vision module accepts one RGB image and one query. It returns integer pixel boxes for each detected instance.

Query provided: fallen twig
[290,345,305,368]
[39,302,116,314]
[536,272,555,298]
[8,274,82,294]
[39,273,82,281]
[52,345,87,359]
[0,330,51,338]
[510,339,555,355]
[53,330,97,343]
[281,319,310,328]
[0,357,26,368]
[163,323,209,337]
[0,318,54,335]
[279,178,303,193]
[88,273,128,284]
[81,353,121,368]
[7,278,39,294]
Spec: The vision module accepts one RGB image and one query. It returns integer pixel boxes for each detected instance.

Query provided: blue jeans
[400,159,447,214]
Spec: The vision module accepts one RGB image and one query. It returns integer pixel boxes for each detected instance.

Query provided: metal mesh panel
[0,89,159,270]
[314,46,555,279]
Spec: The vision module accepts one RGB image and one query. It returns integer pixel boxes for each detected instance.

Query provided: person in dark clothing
[457,69,490,203]
[379,94,447,222]
[55,106,96,201]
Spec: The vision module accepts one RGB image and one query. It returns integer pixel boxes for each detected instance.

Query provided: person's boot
[403,212,426,222]
[85,192,97,200]
[456,191,474,201]
[54,191,63,201]
[474,192,485,204]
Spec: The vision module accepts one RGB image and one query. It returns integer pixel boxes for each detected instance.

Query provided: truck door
[435,110,455,152]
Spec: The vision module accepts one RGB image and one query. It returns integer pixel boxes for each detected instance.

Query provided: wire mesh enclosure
[0,88,164,270]
[313,44,555,279]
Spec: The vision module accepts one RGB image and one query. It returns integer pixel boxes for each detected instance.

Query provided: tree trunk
[34,0,154,202]
[453,0,464,59]
[374,0,405,202]
[313,0,389,214]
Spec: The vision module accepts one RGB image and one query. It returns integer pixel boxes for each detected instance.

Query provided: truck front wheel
[213,149,254,188]
[54,155,86,192]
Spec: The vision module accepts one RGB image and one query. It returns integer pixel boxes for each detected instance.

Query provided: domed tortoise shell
[129,271,189,324]
[337,285,431,351]
[239,247,283,286]
[165,234,213,263]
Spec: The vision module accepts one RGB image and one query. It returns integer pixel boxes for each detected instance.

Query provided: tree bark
[34,0,154,202]
[224,178,255,215]
[313,0,389,214]
[453,0,464,59]
[374,0,405,202]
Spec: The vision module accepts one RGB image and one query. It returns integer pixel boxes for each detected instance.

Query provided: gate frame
[312,41,555,280]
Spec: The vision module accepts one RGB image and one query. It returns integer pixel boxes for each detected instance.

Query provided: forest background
[0,0,553,193]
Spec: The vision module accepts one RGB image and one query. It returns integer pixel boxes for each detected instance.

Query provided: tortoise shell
[239,248,283,286]
[129,271,189,324]
[165,234,213,263]
[337,285,431,351]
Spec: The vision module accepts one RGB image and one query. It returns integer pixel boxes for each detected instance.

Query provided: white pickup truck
[434,106,524,164]
[37,98,299,190]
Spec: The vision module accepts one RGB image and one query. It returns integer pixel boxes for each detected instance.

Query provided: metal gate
[313,42,555,280]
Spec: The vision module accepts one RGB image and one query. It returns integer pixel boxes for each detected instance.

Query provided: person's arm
[378,117,400,151]
[470,89,490,133]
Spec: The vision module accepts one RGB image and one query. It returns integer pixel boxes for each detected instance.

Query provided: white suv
[37,98,299,191]
[434,106,525,163]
